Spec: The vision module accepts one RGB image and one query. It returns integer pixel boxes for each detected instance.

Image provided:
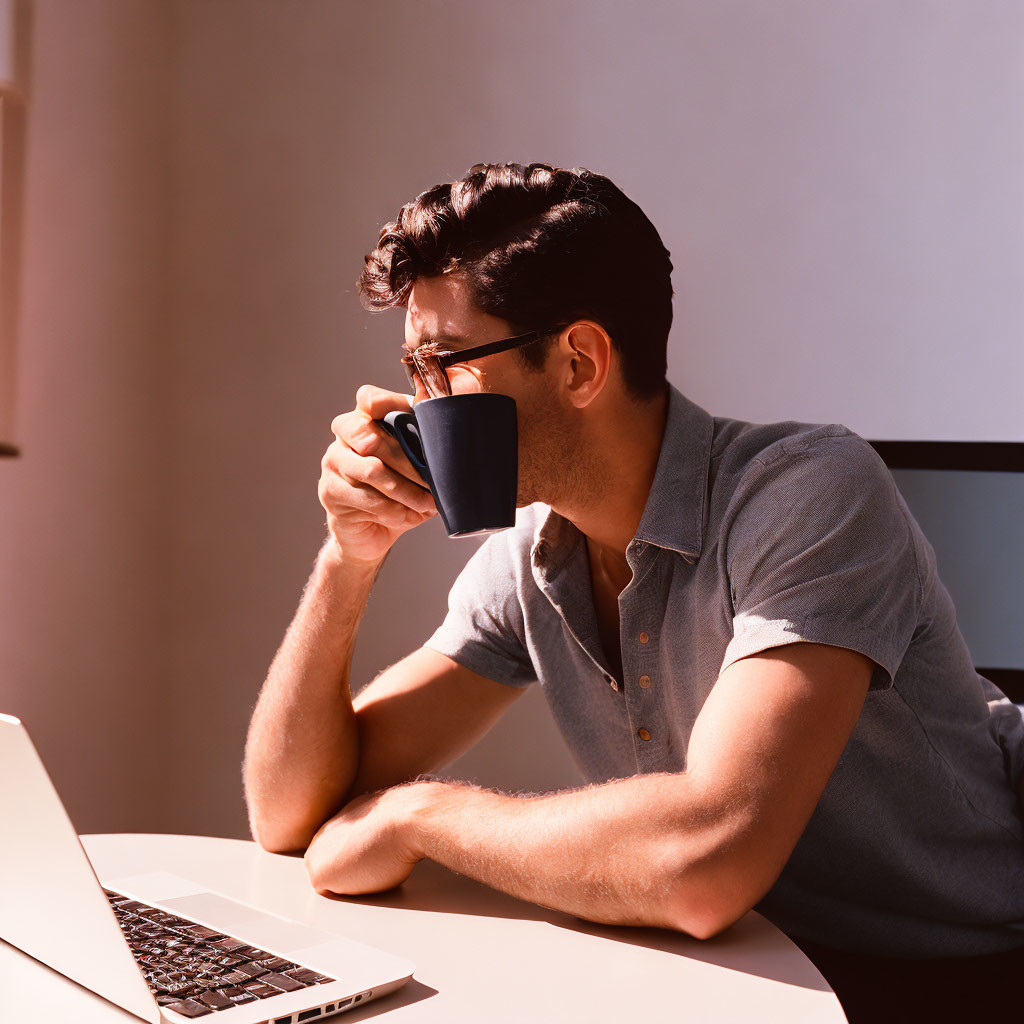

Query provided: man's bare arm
[412,773,718,935]
[245,535,525,854]
[243,541,377,854]
[244,385,437,853]
[305,642,873,938]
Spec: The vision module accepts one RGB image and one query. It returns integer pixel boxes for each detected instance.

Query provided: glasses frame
[401,325,570,398]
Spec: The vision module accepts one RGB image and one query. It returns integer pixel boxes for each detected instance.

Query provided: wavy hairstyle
[357,162,673,401]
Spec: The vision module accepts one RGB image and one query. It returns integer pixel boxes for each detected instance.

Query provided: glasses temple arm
[436,328,563,369]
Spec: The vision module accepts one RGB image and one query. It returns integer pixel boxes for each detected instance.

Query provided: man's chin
[515,493,553,511]
[516,468,558,509]
[515,481,543,508]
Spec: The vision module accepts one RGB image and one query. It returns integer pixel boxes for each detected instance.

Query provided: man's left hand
[303,784,428,896]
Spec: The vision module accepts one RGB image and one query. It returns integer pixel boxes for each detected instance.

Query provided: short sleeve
[424,532,537,688]
[720,431,923,691]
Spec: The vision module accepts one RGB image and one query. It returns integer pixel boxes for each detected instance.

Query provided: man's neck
[551,386,669,563]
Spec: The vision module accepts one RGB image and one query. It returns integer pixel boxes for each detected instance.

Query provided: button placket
[625,626,658,762]
[620,568,662,766]
[634,663,657,754]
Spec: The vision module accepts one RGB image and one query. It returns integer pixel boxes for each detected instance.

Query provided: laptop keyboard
[104,888,335,1018]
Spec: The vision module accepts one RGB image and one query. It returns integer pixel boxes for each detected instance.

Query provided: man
[243,163,1024,1019]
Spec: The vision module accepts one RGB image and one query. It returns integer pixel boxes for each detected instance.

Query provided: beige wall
[0,0,172,833]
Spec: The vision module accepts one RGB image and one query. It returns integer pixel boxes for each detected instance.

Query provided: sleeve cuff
[720,614,894,692]
[424,627,536,690]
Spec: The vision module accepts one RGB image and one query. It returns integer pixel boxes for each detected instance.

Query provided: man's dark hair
[357,162,673,401]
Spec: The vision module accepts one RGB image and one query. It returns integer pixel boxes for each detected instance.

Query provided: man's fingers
[333,389,426,486]
[324,441,435,514]
[318,387,434,560]
[355,384,413,420]
[349,454,435,514]
[325,482,417,530]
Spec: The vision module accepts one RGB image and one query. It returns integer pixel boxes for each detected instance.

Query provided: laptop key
[213,969,251,986]
[197,989,234,1010]
[235,962,269,979]
[260,972,306,992]
[150,910,186,927]
[197,962,232,976]
[182,924,226,941]
[241,981,285,999]
[164,998,213,1017]
[218,986,258,1005]
[253,957,297,972]
[210,953,246,967]
[232,945,271,960]
[165,980,200,997]
[286,968,334,985]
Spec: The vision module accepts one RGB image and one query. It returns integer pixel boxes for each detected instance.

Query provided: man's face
[403,273,580,508]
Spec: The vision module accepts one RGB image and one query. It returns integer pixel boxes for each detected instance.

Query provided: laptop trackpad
[160,893,336,952]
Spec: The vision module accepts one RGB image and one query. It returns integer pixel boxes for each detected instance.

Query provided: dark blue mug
[377,393,518,538]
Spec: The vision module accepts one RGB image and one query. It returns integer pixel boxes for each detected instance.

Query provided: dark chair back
[867,439,1024,703]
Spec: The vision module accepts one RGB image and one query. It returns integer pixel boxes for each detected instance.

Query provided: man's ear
[560,320,612,408]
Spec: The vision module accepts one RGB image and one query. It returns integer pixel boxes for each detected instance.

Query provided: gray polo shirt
[425,384,1024,957]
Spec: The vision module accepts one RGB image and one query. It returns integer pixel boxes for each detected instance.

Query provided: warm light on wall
[0,0,24,457]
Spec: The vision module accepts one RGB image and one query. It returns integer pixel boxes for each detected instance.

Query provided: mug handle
[378,410,433,487]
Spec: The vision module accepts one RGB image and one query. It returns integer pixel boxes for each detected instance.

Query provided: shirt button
[609,678,619,692]
[639,631,650,644]
[639,674,652,688]
[638,728,652,741]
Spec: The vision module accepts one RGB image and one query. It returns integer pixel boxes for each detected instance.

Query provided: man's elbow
[248,811,320,856]
[662,845,764,941]
[674,897,754,941]
[243,778,325,854]
[664,892,743,941]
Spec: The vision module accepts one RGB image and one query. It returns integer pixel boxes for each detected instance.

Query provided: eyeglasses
[400,326,568,398]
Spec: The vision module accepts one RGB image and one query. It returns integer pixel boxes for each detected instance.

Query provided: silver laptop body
[0,712,415,1023]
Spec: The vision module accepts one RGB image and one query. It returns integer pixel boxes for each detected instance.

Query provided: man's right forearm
[243,539,382,854]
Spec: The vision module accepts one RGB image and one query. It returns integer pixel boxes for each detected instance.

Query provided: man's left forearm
[403,773,730,938]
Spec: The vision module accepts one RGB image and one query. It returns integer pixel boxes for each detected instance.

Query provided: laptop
[0,712,415,1022]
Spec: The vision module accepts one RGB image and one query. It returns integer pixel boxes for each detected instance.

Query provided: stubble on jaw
[514,380,609,515]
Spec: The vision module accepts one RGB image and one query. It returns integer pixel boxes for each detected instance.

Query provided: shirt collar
[531,383,715,571]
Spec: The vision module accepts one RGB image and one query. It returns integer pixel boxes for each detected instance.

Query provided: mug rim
[413,391,517,406]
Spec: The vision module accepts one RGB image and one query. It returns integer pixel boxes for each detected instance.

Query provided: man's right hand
[319,385,438,565]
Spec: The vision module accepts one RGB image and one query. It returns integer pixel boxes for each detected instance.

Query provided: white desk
[0,833,846,1022]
